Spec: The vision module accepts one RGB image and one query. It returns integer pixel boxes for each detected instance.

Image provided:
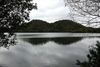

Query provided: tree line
[16,20,100,33]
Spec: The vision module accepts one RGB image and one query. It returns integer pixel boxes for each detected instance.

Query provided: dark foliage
[76,41,100,67]
[17,20,50,32]
[16,20,99,32]
[0,33,16,48]
[0,0,37,32]
[0,0,37,47]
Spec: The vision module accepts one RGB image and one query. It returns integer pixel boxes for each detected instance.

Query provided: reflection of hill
[23,38,48,45]
[22,37,83,45]
[52,37,82,45]
[16,20,98,32]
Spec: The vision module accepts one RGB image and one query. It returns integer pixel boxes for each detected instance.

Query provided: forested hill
[16,20,99,33]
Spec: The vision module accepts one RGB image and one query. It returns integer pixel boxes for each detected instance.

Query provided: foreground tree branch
[76,41,100,67]
[64,0,100,26]
[0,0,37,47]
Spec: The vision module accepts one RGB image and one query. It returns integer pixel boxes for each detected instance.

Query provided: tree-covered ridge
[16,20,99,32]
[17,20,50,32]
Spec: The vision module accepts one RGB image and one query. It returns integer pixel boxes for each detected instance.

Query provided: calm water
[0,33,100,67]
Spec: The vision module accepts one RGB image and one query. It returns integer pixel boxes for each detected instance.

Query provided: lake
[0,33,100,67]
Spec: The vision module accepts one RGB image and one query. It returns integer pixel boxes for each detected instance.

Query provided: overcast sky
[29,0,70,23]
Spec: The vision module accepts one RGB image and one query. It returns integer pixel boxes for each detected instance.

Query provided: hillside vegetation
[16,20,100,33]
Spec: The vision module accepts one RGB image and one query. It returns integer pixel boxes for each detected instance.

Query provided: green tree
[0,0,37,47]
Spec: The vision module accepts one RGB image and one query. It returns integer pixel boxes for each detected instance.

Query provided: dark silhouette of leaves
[76,41,100,67]
[0,0,37,48]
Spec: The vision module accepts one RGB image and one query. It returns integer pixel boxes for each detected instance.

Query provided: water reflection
[76,41,100,67]
[0,36,100,67]
[22,38,48,45]
[52,37,82,45]
[22,37,83,45]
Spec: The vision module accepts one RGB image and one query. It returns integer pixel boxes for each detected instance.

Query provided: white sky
[29,0,70,23]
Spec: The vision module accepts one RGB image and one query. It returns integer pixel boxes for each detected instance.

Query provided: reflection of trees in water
[52,37,82,45]
[23,38,49,45]
[22,37,82,45]
[76,41,100,67]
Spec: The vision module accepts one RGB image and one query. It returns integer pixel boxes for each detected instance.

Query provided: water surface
[0,33,100,67]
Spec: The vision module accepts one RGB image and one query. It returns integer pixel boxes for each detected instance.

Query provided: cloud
[29,0,70,23]
[0,37,99,67]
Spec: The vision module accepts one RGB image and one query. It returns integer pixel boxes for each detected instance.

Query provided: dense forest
[16,20,100,33]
